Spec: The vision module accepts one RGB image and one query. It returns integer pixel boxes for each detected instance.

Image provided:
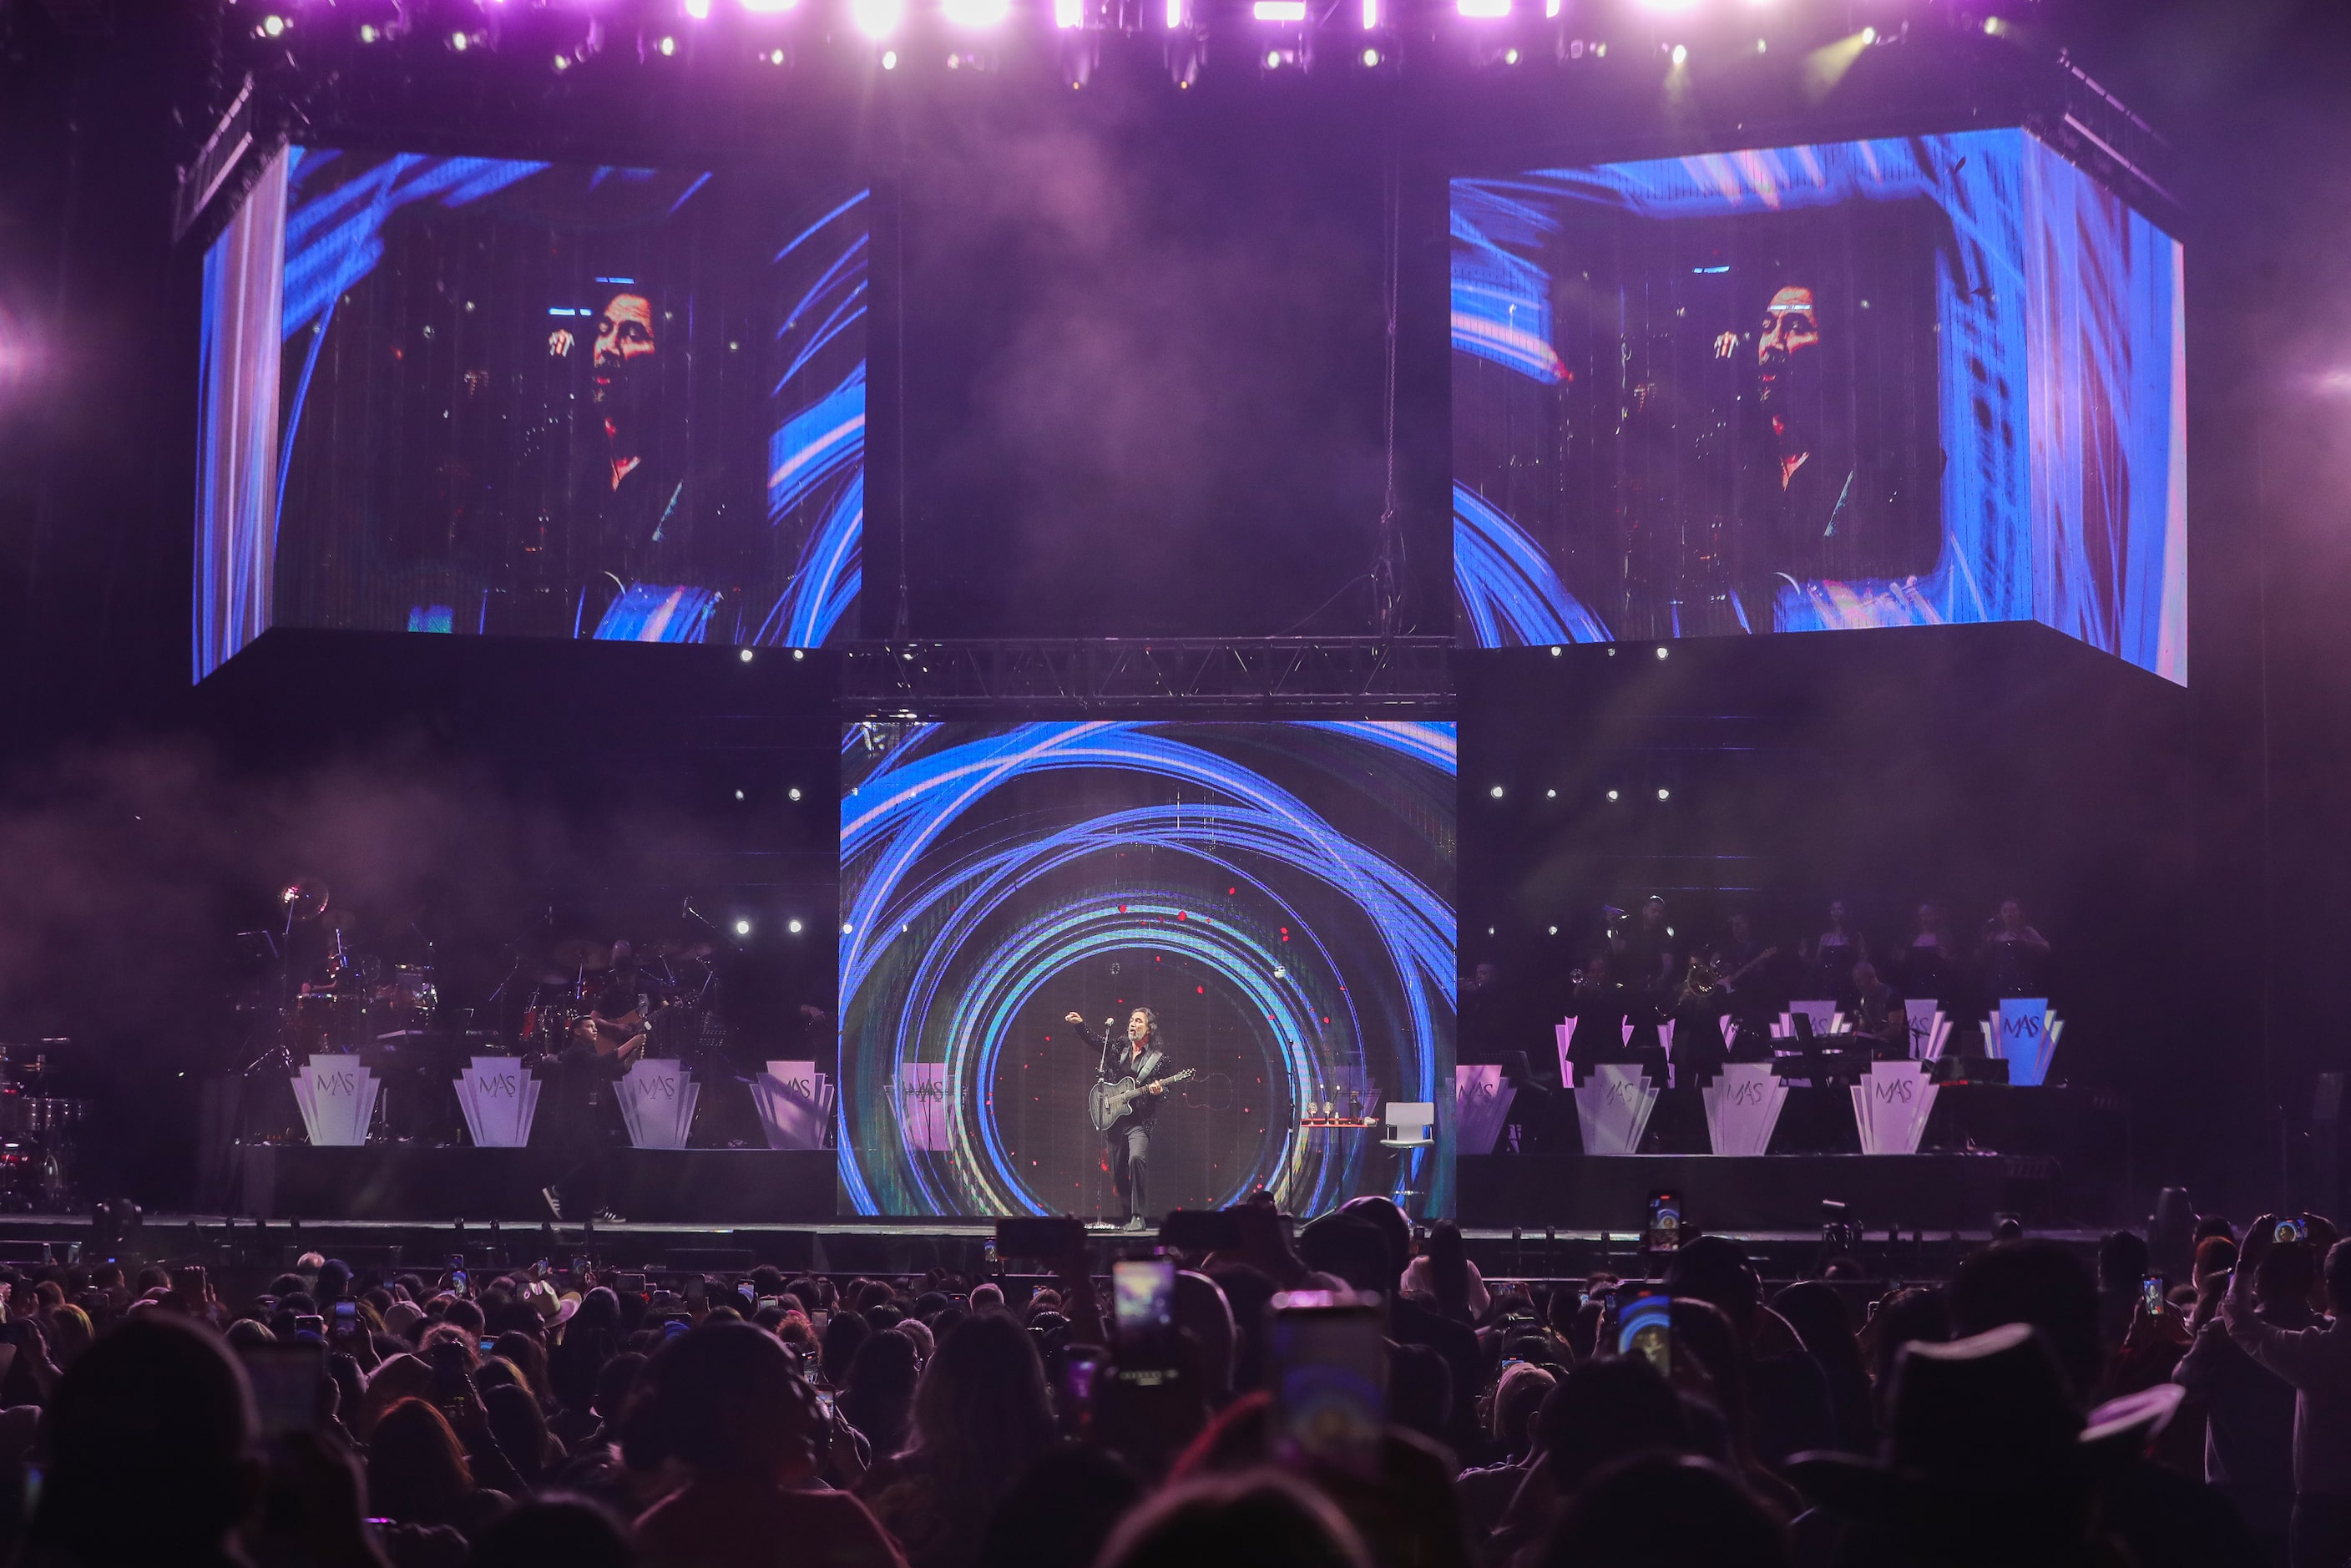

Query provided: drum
[291,989,368,1051]
[374,967,439,1029]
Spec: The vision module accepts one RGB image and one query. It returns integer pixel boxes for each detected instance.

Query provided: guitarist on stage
[1065,1006,1170,1232]
[540,940,666,1225]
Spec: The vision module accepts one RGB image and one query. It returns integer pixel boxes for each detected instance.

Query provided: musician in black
[539,939,660,1225]
[1065,1006,1169,1232]
[1849,960,1909,1060]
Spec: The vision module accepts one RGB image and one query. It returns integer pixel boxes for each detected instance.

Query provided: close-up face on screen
[1454,128,2187,683]
[195,151,867,676]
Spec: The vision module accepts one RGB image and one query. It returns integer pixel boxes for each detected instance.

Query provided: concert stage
[234,1146,838,1225]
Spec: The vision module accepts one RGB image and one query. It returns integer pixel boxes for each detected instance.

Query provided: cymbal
[552,938,613,972]
[281,877,331,922]
[648,938,715,961]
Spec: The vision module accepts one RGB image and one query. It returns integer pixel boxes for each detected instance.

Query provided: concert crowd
[0,1193,2343,1568]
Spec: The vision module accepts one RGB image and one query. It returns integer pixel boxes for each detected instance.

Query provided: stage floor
[224,1137,2116,1231]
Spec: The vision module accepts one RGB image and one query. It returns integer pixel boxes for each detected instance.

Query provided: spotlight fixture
[1546,788,1557,799]
[685,0,711,18]
[1860,24,1875,43]
[787,918,805,934]
[734,918,753,936]
[1655,646,1670,659]
[1606,789,1620,802]
[734,789,746,801]
[1657,788,1671,801]
[1489,785,1504,798]
[787,787,804,802]
[739,648,755,663]
[1456,0,1509,16]
[1253,1,1307,18]
[1669,42,1686,65]
[944,0,1009,26]
[853,0,904,39]
[842,923,855,934]
[882,48,899,66]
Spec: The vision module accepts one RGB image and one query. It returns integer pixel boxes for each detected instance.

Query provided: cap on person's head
[1786,1323,2179,1526]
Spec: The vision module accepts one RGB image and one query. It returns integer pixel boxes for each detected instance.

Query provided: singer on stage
[1066,1006,1170,1232]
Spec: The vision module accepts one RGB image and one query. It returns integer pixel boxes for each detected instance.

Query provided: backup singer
[1065,1006,1170,1232]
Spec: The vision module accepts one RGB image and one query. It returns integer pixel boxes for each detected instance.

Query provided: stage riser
[1457,1154,2101,1232]
[237,1146,837,1224]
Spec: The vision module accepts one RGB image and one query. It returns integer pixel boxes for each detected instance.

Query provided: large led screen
[1454,129,2187,683]
[195,149,866,679]
[838,721,1457,1219]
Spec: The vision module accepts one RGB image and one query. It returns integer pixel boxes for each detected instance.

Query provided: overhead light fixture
[943,0,1009,25]
[734,918,753,936]
[1456,0,1509,17]
[852,0,904,38]
[1253,1,1307,18]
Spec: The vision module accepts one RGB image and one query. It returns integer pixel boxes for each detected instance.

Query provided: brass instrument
[1674,956,1722,1009]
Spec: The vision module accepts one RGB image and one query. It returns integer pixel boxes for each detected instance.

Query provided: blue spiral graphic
[839,721,1457,1219]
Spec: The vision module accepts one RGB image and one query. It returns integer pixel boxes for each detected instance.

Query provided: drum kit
[264,878,449,1060]
[250,875,734,1142]
[0,1043,90,1211]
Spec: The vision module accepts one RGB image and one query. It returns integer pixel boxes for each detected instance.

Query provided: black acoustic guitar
[1088,1065,1196,1133]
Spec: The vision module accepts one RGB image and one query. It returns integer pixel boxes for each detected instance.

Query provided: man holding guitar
[1064,1006,1186,1232]
[1710,912,1782,1059]
[541,940,671,1223]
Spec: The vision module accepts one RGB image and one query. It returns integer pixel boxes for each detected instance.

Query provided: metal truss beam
[842,638,1454,716]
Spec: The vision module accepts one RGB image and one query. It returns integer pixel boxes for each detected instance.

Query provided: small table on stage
[1282,1117,1377,1208]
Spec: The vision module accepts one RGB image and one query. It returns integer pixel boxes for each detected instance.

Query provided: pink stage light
[1456,0,1509,17]
[852,0,904,37]
[1252,1,1307,20]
